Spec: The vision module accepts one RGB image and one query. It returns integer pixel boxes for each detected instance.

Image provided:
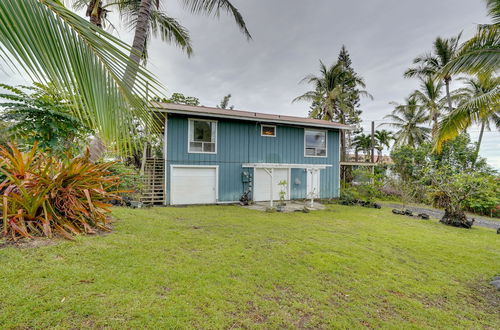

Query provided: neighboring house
[143,103,352,205]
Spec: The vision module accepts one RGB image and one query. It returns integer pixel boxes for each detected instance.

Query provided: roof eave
[153,106,355,130]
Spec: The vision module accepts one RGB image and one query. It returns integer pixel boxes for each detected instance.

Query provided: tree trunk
[472,120,486,168]
[340,130,346,162]
[86,0,104,28]
[445,78,453,113]
[123,0,153,89]
[440,208,474,228]
[432,113,439,141]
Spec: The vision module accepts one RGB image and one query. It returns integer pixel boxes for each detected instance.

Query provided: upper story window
[304,129,327,157]
[261,125,276,137]
[188,119,217,153]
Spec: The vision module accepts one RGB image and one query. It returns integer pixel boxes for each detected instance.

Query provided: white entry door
[306,170,320,198]
[253,168,290,201]
[171,166,217,205]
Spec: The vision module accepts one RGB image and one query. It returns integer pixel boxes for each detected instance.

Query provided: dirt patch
[465,280,500,317]
[0,225,113,249]
[0,237,59,249]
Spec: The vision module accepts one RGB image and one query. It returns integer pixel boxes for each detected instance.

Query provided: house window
[304,129,327,157]
[188,119,217,153]
[261,125,276,137]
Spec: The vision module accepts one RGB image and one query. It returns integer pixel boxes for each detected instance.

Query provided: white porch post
[264,168,274,208]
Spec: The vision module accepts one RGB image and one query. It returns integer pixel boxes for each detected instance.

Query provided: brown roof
[153,102,353,130]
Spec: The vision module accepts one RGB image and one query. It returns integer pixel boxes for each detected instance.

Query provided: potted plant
[277,180,288,212]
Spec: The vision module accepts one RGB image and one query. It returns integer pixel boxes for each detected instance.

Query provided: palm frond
[485,0,500,24]
[150,10,193,56]
[435,86,500,151]
[0,0,164,154]
[442,25,500,75]
[181,0,251,39]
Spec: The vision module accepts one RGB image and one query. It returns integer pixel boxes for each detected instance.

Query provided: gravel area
[381,202,500,230]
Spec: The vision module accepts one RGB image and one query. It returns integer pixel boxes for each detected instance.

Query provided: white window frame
[304,129,328,158]
[261,124,276,137]
[188,118,217,154]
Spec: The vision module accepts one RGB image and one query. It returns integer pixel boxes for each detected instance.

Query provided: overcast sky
[2,0,499,168]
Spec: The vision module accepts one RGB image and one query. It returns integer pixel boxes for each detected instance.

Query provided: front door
[306,169,320,198]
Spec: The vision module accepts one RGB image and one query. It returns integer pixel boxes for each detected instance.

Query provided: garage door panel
[171,167,217,205]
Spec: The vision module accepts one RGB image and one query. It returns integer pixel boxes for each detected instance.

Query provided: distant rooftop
[153,102,353,130]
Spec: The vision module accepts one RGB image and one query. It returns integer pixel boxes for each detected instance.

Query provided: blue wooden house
[143,103,351,205]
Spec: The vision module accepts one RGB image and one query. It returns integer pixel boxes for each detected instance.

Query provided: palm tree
[0,0,162,154]
[411,78,446,139]
[404,33,462,113]
[120,0,251,86]
[441,0,500,76]
[352,133,372,162]
[374,130,393,162]
[436,73,500,163]
[382,97,431,148]
[75,0,194,62]
[293,61,371,159]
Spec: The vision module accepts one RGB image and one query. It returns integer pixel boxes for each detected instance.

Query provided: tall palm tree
[411,78,446,139]
[374,130,393,162]
[293,61,371,159]
[382,97,431,148]
[441,0,500,75]
[0,0,162,154]
[121,0,251,86]
[436,73,500,162]
[74,0,194,62]
[404,33,462,113]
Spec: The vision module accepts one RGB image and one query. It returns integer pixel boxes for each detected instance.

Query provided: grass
[1,205,499,329]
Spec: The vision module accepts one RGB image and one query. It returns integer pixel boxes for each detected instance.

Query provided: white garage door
[253,168,290,201]
[171,166,217,205]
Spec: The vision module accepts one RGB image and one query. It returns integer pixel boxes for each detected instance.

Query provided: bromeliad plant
[0,143,121,240]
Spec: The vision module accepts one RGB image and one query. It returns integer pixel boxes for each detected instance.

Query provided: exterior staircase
[140,158,165,205]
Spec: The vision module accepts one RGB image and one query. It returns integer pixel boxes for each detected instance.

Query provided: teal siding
[290,168,306,199]
[166,115,340,203]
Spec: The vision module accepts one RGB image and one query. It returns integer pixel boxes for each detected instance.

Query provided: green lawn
[1,205,499,329]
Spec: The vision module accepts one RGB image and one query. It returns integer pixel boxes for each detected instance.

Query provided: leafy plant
[0,0,163,154]
[278,180,288,206]
[0,83,92,156]
[424,166,494,227]
[0,143,121,240]
[107,162,143,199]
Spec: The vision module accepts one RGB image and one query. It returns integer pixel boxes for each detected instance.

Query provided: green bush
[107,162,143,199]
[462,176,499,216]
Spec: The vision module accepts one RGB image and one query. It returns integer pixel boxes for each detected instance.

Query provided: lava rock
[403,209,413,216]
[373,203,381,209]
[497,227,500,234]
[490,279,500,291]
[418,213,430,220]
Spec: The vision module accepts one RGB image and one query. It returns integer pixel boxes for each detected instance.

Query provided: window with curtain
[189,119,217,153]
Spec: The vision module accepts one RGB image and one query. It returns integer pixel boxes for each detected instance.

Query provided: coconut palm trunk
[444,78,453,112]
[473,120,486,168]
[124,0,154,88]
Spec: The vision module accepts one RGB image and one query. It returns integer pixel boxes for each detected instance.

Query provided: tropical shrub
[107,162,143,200]
[424,166,495,227]
[462,175,499,216]
[0,144,121,240]
[0,83,92,157]
[341,168,387,202]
